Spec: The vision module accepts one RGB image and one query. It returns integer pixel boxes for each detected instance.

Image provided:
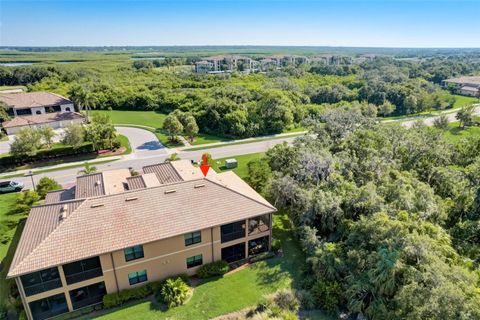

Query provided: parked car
[0,181,24,193]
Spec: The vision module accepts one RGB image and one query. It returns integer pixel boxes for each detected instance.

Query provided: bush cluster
[196,260,229,278]
[0,143,94,167]
[102,274,191,309]
[244,289,300,320]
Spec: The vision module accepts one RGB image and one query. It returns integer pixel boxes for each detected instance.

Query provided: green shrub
[102,293,121,308]
[196,260,229,278]
[295,289,315,310]
[311,279,342,314]
[272,289,299,312]
[160,277,190,308]
[249,251,275,263]
[35,177,62,199]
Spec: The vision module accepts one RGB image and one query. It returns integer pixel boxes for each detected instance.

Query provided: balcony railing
[248,223,269,236]
[221,230,245,243]
[65,268,103,285]
[23,279,62,297]
[72,294,105,310]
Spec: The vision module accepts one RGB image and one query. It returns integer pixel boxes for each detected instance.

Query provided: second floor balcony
[63,256,103,285]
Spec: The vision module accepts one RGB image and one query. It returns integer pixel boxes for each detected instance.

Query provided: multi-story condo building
[7,160,276,320]
[0,92,85,135]
[195,55,257,73]
[443,76,480,97]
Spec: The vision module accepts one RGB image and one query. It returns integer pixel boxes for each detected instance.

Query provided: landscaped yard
[443,121,480,142]
[88,214,310,320]
[212,152,265,179]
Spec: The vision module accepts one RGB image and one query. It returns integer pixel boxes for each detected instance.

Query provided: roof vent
[90,203,104,208]
[125,197,138,202]
[164,189,176,194]
[194,184,206,189]
[95,180,102,186]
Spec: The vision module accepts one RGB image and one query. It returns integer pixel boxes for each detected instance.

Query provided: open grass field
[89,214,326,320]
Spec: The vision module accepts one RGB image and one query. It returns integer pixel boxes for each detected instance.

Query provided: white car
[0,181,24,193]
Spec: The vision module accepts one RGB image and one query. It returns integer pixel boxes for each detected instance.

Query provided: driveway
[115,126,168,157]
[398,105,480,128]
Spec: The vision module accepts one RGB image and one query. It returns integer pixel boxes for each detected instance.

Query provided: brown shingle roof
[7,178,275,277]
[0,92,72,109]
[444,76,480,86]
[2,112,84,128]
[143,162,182,184]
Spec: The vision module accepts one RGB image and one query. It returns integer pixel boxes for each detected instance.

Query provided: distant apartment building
[0,92,85,134]
[310,54,353,65]
[7,160,276,320]
[443,76,480,97]
[195,55,258,73]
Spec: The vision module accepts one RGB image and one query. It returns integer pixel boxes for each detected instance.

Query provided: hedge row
[0,143,94,167]
[196,260,229,278]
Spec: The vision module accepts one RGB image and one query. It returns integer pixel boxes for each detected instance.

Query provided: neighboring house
[0,92,85,134]
[7,160,276,320]
[443,76,480,97]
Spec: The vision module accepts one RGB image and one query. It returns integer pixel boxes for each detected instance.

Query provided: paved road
[115,126,168,158]
[12,135,299,189]
[398,105,480,129]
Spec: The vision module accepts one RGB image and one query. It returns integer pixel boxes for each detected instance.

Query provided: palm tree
[68,85,98,122]
[78,162,97,175]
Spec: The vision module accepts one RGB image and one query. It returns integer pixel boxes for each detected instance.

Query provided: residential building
[7,160,276,320]
[195,55,258,73]
[443,76,480,97]
[0,92,85,134]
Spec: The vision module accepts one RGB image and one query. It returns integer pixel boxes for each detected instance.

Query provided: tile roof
[2,112,84,128]
[444,76,480,86]
[9,199,85,276]
[45,187,76,204]
[75,173,105,198]
[0,92,72,109]
[8,178,276,277]
[143,162,183,184]
[126,175,146,190]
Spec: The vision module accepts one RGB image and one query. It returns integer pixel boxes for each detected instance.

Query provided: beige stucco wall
[5,118,84,135]
[16,213,272,319]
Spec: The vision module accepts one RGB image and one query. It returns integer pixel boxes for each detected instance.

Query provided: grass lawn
[188,133,228,146]
[91,214,308,320]
[443,121,480,143]
[211,152,265,179]
[94,110,167,128]
[0,193,26,311]
[117,134,132,155]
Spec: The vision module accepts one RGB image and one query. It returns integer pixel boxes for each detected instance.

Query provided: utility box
[225,158,238,169]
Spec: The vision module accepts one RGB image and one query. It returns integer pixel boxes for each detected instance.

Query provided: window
[124,245,144,262]
[65,107,71,112]
[63,257,102,285]
[128,270,147,285]
[20,268,62,297]
[184,231,201,246]
[36,110,42,115]
[186,254,203,268]
[221,243,246,263]
[29,293,68,320]
[221,221,245,243]
[69,282,106,310]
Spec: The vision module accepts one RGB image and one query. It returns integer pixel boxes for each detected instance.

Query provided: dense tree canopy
[264,107,480,318]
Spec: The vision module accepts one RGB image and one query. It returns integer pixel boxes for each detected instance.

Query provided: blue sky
[1,0,479,47]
